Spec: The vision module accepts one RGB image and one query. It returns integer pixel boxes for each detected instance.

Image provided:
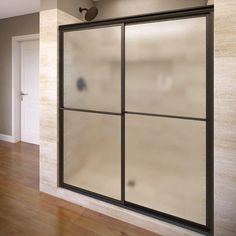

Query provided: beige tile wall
[40,1,236,235]
[39,7,202,236]
[214,0,236,235]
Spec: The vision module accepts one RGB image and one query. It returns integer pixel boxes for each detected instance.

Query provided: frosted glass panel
[125,114,206,224]
[126,17,206,118]
[64,26,121,113]
[64,110,121,199]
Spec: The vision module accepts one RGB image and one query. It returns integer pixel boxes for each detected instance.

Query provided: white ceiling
[0,0,40,20]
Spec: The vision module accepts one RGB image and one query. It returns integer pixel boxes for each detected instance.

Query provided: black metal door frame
[59,6,214,235]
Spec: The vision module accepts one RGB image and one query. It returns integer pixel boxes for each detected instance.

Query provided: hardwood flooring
[0,141,159,236]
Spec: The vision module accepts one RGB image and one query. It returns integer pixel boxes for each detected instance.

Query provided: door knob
[20,92,28,101]
[20,92,28,96]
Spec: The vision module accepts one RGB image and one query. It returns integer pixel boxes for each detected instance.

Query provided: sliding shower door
[62,25,122,200]
[59,9,213,232]
[125,17,207,224]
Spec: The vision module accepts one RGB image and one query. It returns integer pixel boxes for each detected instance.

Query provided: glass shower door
[63,25,122,200]
[125,17,207,224]
[60,11,212,229]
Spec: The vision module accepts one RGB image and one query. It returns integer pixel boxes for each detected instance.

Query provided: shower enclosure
[59,6,213,235]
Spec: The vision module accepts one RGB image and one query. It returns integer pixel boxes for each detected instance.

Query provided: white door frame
[12,34,39,143]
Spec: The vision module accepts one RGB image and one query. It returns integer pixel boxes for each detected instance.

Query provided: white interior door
[20,40,39,145]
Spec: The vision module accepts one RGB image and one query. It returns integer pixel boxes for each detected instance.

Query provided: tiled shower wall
[214,0,236,235]
[39,6,201,236]
[39,0,236,235]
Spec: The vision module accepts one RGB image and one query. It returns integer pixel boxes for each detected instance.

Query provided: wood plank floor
[0,141,159,236]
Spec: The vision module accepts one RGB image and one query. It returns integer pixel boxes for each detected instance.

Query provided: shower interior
[60,7,213,233]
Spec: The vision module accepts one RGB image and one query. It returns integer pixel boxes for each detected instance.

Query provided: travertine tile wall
[214,0,236,235]
[94,0,207,20]
[40,7,81,194]
[39,7,202,236]
[40,8,58,196]
[40,0,236,235]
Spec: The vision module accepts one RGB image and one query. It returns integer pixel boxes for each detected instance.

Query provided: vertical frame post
[121,23,126,204]
[59,29,64,186]
[206,11,214,235]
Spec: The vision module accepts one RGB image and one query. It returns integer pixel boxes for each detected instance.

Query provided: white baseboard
[0,134,16,143]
